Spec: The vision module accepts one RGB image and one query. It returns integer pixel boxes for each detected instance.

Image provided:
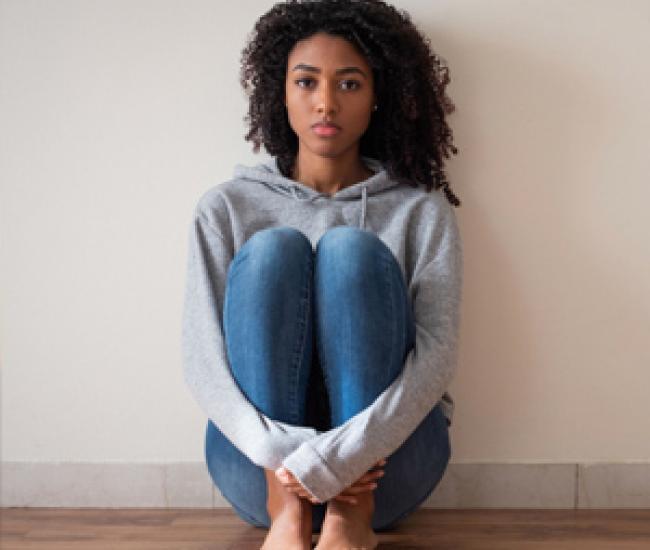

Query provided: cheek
[352,103,374,127]
[285,105,302,127]
[287,97,306,113]
[285,109,308,138]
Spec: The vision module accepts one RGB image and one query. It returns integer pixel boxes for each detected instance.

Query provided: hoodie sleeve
[182,203,323,470]
[281,200,463,503]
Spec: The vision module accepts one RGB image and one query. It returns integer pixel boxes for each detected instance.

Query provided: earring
[373,104,378,111]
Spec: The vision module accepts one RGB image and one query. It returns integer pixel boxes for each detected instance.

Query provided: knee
[315,226,388,279]
[235,226,312,268]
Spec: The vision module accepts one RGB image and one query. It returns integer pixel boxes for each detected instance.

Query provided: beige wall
[1,0,648,465]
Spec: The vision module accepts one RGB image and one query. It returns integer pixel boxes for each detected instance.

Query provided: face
[284,32,376,159]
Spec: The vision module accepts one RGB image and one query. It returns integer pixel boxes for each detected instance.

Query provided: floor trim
[2,461,649,508]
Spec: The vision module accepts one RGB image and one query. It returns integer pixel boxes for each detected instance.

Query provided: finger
[299,491,319,504]
[277,475,296,487]
[275,467,290,479]
[276,469,300,486]
[346,483,379,495]
[285,481,302,488]
[347,472,384,489]
[334,494,358,504]
[278,476,301,487]
[339,483,378,497]
[357,470,385,484]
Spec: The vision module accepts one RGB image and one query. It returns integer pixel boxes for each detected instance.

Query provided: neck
[291,148,374,196]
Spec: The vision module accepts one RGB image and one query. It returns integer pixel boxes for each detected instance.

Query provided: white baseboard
[2,462,649,508]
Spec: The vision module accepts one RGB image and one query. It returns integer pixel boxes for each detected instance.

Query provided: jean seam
[381,253,398,375]
[287,252,312,425]
[390,250,411,363]
[313,254,331,423]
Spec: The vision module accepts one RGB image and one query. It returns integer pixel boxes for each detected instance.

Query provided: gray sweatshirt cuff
[281,441,343,503]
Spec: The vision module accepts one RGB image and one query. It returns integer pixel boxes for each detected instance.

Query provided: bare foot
[261,507,314,550]
[315,492,378,550]
[261,468,313,550]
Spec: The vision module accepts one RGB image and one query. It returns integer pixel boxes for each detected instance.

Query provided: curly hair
[239,0,461,207]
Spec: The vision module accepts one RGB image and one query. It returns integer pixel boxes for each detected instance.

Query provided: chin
[310,139,359,157]
[305,143,345,159]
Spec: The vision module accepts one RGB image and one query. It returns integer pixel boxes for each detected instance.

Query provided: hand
[275,466,322,504]
[274,458,387,505]
[331,458,387,505]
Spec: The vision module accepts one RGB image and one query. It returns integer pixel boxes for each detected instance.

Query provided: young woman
[182,1,463,548]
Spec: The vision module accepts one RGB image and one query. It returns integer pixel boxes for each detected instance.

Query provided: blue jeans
[204,226,450,532]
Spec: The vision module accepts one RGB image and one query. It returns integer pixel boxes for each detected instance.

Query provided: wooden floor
[2,508,650,549]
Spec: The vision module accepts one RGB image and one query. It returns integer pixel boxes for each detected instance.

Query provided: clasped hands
[275,458,387,505]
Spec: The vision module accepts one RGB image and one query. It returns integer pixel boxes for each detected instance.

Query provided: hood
[232,156,401,230]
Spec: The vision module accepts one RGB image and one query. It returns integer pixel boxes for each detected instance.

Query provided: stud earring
[373,104,378,111]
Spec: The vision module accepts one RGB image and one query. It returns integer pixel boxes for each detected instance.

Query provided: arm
[281,203,463,502]
[181,205,323,470]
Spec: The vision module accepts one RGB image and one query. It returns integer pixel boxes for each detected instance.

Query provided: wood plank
[1,508,649,549]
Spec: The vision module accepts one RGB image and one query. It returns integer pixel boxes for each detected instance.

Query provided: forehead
[287,32,370,69]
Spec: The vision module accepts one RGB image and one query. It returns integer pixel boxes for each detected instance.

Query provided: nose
[315,81,338,114]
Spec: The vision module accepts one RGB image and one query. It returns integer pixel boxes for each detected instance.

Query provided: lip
[312,122,341,137]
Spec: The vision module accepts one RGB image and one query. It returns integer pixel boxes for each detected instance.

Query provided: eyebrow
[291,63,367,78]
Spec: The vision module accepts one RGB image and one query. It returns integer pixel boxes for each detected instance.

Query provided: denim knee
[240,225,312,251]
[316,225,385,258]
[235,226,313,266]
[315,226,394,284]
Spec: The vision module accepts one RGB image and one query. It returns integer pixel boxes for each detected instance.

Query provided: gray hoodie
[181,155,463,503]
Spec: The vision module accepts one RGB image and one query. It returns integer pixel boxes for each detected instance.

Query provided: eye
[340,80,360,91]
[295,78,315,88]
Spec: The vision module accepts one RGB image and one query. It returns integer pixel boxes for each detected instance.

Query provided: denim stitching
[380,252,398,376]
[376,242,410,369]
[287,243,313,425]
[313,252,331,423]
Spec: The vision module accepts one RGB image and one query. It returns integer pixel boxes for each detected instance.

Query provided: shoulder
[398,185,461,271]
[193,178,246,221]
[397,183,457,230]
[189,179,245,244]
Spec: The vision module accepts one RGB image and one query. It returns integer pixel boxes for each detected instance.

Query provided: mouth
[312,122,341,137]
